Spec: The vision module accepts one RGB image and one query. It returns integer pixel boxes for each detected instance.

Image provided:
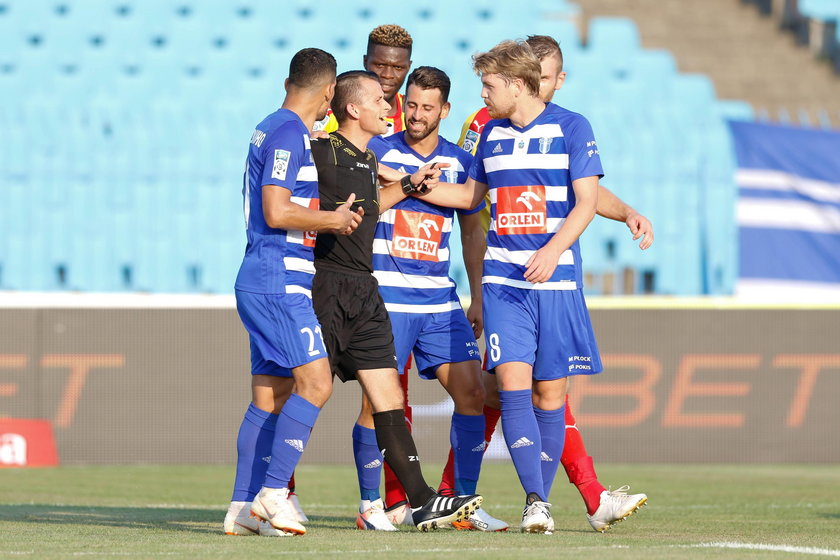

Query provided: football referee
[310,69,483,531]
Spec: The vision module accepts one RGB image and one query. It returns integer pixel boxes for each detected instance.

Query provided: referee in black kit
[310,70,483,531]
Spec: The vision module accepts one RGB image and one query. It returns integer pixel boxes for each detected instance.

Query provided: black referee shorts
[312,267,397,382]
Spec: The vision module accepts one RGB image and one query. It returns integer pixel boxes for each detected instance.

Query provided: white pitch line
[690,542,840,557]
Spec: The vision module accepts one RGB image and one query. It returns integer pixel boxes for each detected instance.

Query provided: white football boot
[452,507,509,531]
[288,492,309,523]
[250,487,306,536]
[356,499,398,531]
[520,500,554,534]
[223,501,259,536]
[385,501,415,526]
[587,485,648,532]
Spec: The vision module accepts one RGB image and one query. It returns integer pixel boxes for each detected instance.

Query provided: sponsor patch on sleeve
[272,149,291,180]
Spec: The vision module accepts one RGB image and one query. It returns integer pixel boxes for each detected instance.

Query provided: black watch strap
[400,174,414,195]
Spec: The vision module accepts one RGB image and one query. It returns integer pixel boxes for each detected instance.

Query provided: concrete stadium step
[574,0,840,125]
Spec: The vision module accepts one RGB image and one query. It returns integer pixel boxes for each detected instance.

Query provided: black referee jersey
[311,132,380,273]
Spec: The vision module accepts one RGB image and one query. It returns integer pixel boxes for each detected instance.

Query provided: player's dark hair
[526,35,564,71]
[367,24,413,55]
[405,66,450,103]
[331,70,380,123]
[288,48,337,89]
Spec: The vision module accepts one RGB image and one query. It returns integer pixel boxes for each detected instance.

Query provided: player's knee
[457,381,486,413]
[295,377,333,407]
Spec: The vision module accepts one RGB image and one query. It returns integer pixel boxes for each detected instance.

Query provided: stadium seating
[0,1,753,295]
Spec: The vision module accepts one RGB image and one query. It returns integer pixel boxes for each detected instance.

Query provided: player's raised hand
[334,193,363,235]
[626,212,654,250]
[310,129,329,140]
[411,162,449,194]
[523,245,563,283]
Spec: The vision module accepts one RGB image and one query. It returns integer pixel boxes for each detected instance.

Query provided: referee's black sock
[373,409,435,507]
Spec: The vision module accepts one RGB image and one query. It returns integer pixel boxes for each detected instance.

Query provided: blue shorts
[389,308,480,379]
[482,284,602,380]
[235,290,327,377]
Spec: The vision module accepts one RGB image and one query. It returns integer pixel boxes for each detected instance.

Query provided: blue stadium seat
[0,1,749,295]
[587,17,641,52]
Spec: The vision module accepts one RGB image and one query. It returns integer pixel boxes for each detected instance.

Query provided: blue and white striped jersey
[469,103,604,291]
[235,108,319,296]
[369,132,484,313]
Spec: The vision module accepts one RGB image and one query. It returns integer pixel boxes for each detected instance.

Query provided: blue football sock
[499,389,545,500]
[264,394,320,489]
[352,423,383,501]
[231,403,278,501]
[534,404,566,500]
[451,412,485,495]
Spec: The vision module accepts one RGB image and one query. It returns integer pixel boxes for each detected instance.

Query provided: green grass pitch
[1,463,839,559]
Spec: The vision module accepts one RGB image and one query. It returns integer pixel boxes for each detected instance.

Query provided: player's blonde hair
[368,24,413,53]
[472,40,540,97]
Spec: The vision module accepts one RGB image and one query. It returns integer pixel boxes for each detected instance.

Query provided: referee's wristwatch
[400,174,417,195]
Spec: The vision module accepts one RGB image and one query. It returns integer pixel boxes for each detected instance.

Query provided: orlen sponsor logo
[495,185,547,235]
[392,210,445,262]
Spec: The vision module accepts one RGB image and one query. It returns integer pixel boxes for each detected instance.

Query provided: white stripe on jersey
[385,301,462,313]
[489,217,567,233]
[286,230,312,245]
[378,150,466,174]
[283,257,315,274]
[486,123,564,142]
[297,165,318,182]
[302,134,311,149]
[373,238,450,262]
[485,245,574,266]
[488,187,568,203]
[290,195,315,206]
[374,270,454,289]
[484,153,569,172]
[482,275,577,290]
[378,209,454,232]
[285,285,312,298]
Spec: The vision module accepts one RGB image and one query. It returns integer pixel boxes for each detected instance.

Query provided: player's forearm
[546,202,597,256]
[265,203,344,232]
[377,164,403,184]
[595,184,636,223]
[416,180,485,210]
[378,182,407,213]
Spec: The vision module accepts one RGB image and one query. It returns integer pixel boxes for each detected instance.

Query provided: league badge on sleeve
[272,149,291,180]
[463,129,480,153]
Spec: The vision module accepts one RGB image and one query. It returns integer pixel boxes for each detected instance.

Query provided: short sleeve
[564,115,605,182]
[259,123,306,191]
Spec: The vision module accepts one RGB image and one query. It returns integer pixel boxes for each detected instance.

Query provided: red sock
[288,472,296,493]
[384,360,412,508]
[483,404,501,442]
[561,396,606,514]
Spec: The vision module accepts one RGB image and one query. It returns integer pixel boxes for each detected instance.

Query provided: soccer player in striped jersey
[314,24,412,137]
[441,35,650,533]
[416,39,645,533]
[224,48,363,537]
[348,66,507,532]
